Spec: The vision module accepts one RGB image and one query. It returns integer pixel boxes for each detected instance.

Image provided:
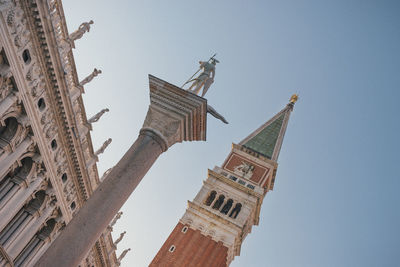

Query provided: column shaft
[34,131,164,267]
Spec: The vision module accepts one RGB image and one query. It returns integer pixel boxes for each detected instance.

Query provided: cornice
[208,169,263,198]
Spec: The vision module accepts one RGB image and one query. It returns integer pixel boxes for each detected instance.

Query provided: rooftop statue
[80,68,102,86]
[94,138,112,157]
[109,211,123,228]
[69,20,94,41]
[88,108,109,124]
[114,231,126,246]
[117,248,131,263]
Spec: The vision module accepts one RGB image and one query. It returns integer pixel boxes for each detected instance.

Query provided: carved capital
[141,75,207,151]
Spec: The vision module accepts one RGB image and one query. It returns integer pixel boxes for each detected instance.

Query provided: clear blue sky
[62,1,400,266]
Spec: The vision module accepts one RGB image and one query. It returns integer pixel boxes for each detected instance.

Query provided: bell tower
[150,95,298,267]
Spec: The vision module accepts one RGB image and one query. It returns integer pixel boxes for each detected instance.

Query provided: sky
[61,1,400,266]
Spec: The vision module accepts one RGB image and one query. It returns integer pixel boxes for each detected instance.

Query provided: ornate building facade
[0,0,123,266]
[150,97,297,266]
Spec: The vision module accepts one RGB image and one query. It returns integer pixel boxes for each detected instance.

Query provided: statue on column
[80,68,102,86]
[94,138,112,157]
[114,231,126,246]
[183,55,219,97]
[109,211,123,228]
[69,20,94,41]
[182,55,228,124]
[88,108,109,124]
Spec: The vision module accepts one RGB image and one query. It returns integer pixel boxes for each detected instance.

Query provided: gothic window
[70,201,76,210]
[204,190,216,206]
[212,194,225,210]
[220,199,233,215]
[12,157,34,184]
[0,117,18,146]
[229,203,242,219]
[24,190,46,215]
[37,219,56,240]
[14,219,56,266]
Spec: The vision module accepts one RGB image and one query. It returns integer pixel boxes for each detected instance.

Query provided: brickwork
[150,222,228,267]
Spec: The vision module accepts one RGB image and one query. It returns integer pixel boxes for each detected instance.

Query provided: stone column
[34,75,207,267]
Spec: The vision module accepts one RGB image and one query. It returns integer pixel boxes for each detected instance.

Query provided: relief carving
[29,77,45,98]
[14,29,30,50]
[40,110,51,125]
[142,106,182,148]
[63,180,76,203]
[45,124,57,139]
[25,63,41,82]
[54,147,66,163]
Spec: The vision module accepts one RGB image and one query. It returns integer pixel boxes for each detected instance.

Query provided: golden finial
[290,94,298,104]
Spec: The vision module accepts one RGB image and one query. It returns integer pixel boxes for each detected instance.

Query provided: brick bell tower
[150,95,298,267]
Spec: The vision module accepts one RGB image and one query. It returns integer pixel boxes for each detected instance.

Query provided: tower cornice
[207,169,263,199]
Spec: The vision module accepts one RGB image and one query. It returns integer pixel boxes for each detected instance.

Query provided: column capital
[141,75,207,151]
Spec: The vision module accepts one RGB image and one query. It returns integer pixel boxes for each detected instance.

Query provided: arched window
[229,203,242,219]
[212,195,225,210]
[220,199,233,215]
[0,117,18,146]
[204,190,216,206]
[37,219,56,240]
[12,157,34,184]
[25,190,46,214]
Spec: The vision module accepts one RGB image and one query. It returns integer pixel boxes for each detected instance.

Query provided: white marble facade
[0,0,117,266]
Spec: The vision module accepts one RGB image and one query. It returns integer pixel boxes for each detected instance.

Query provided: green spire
[239,96,296,161]
[242,113,285,159]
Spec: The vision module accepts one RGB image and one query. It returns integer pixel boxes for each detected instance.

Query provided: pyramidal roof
[239,96,297,161]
